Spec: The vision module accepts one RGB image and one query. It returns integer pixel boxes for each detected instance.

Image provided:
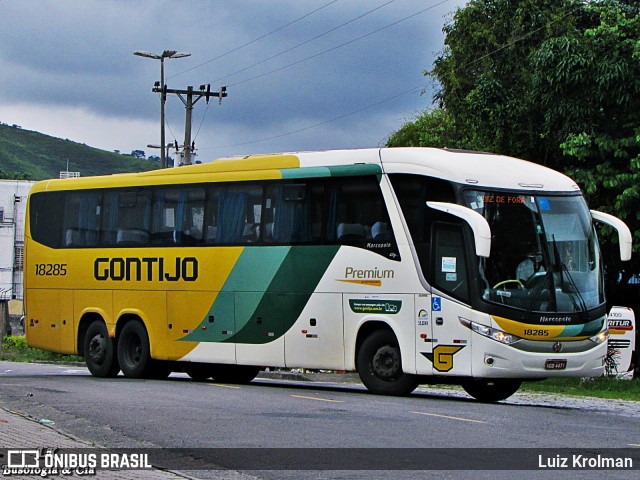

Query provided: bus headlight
[588,330,608,345]
[459,317,522,345]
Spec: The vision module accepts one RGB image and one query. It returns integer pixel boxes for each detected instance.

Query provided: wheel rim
[372,345,400,380]
[88,334,107,364]
[124,334,142,367]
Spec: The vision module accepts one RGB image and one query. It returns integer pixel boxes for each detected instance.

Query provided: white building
[0,180,34,301]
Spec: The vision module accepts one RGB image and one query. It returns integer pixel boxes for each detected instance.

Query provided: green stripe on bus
[180,245,339,344]
[561,317,604,338]
[227,245,340,344]
[280,164,382,179]
[181,247,290,343]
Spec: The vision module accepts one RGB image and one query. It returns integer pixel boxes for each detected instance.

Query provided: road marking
[291,394,343,403]
[210,383,241,389]
[412,411,487,424]
[629,444,640,447]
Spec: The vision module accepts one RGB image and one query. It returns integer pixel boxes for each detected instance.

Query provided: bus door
[427,223,472,376]
[234,292,286,367]
[285,293,345,371]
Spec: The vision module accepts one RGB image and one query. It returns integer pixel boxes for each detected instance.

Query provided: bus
[24,148,632,401]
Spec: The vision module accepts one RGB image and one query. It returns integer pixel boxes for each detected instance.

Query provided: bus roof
[30,147,579,193]
[288,148,579,192]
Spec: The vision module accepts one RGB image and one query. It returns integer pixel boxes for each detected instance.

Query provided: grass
[521,377,640,401]
[2,335,639,401]
[0,336,83,364]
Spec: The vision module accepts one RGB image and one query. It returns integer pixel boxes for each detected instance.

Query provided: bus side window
[30,192,64,249]
[62,192,102,248]
[204,186,220,244]
[389,174,457,274]
[327,176,394,245]
[152,187,205,246]
[103,190,151,247]
[431,222,470,303]
[215,185,262,244]
[263,181,323,244]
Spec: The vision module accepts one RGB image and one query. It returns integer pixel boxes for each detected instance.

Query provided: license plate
[545,359,567,370]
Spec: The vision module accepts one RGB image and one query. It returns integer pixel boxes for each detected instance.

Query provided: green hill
[0,122,158,180]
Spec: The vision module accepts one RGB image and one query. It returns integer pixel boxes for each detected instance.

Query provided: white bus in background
[24,148,632,402]
[607,306,636,378]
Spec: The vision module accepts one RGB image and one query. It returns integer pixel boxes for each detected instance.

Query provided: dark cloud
[0,0,466,156]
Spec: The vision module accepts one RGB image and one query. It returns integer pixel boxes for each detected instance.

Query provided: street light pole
[147,143,173,167]
[134,50,190,169]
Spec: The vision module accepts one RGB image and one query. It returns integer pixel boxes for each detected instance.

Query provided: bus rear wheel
[462,379,522,402]
[356,329,419,396]
[84,321,120,378]
[117,320,151,379]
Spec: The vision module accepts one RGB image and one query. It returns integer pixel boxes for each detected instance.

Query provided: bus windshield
[463,191,604,313]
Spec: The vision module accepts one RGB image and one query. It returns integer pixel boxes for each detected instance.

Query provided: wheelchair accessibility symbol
[432,297,442,312]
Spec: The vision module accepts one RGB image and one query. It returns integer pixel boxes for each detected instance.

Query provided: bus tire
[356,329,419,396]
[211,365,260,384]
[84,321,120,378]
[117,320,151,379]
[462,379,522,402]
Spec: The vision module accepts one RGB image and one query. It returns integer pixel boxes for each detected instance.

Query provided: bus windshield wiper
[551,235,588,316]
[521,260,560,320]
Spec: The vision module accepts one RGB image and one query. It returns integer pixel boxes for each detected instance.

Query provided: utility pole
[155,84,228,165]
[134,50,191,169]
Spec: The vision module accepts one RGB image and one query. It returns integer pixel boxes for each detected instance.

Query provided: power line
[204,2,584,152]
[168,0,340,80]
[193,99,211,143]
[228,0,450,87]
[205,82,427,150]
[212,0,398,84]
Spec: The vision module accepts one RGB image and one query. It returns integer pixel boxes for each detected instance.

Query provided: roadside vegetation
[2,335,639,401]
[1,336,83,363]
[520,377,640,402]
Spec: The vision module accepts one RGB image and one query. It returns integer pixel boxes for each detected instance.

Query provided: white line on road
[412,411,487,424]
[291,394,343,403]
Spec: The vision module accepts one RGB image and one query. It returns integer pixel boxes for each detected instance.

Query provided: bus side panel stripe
[227,245,340,344]
[181,245,339,344]
[180,247,290,343]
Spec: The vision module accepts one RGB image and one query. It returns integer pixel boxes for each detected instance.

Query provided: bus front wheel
[117,320,151,379]
[84,321,120,378]
[462,379,522,402]
[356,329,419,396]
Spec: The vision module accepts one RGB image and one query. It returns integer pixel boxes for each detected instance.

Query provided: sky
[0,0,467,164]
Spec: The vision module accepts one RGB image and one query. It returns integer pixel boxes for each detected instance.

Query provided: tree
[531,1,640,284]
[386,108,465,148]
[0,169,31,180]
[387,0,640,288]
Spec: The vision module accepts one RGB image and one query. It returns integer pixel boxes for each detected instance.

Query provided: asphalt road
[1,361,639,479]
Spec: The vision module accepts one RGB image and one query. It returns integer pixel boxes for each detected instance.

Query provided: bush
[1,335,83,363]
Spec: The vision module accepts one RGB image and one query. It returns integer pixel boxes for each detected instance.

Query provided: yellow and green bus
[25,148,632,401]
